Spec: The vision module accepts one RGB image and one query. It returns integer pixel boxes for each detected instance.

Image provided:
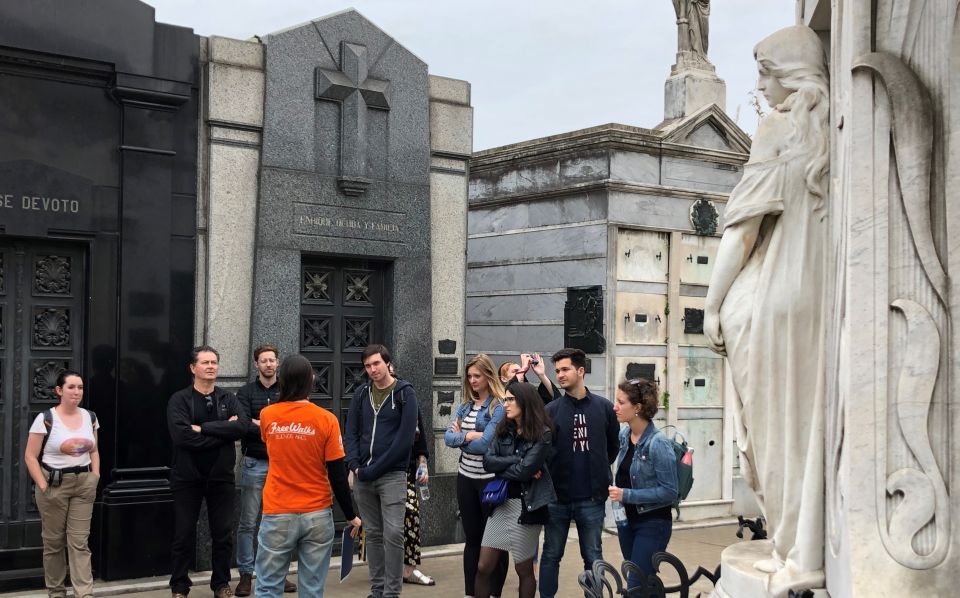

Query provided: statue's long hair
[755,27,830,214]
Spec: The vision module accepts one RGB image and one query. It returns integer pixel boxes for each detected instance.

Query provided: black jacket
[237,378,279,460]
[166,385,248,488]
[484,424,557,522]
[541,382,619,503]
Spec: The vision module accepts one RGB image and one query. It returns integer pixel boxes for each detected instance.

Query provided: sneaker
[234,573,252,597]
[214,586,235,598]
[283,577,297,593]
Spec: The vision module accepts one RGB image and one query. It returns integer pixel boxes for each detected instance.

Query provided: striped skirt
[481,498,541,562]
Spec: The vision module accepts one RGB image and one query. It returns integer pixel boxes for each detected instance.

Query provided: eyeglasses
[204,395,214,414]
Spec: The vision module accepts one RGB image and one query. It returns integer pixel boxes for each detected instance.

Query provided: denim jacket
[613,423,678,514]
[443,396,505,455]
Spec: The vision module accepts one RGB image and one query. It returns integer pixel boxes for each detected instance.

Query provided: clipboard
[340,526,356,582]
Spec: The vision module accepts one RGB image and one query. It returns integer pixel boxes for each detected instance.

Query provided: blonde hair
[462,354,505,417]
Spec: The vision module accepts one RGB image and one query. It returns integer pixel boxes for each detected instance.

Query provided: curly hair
[617,378,659,421]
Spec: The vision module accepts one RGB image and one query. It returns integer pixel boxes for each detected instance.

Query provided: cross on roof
[315,41,390,197]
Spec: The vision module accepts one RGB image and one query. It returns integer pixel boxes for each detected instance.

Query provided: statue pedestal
[711,542,829,598]
[663,64,725,120]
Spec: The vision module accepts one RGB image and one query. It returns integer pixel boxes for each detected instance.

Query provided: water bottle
[612,499,627,525]
[416,462,430,501]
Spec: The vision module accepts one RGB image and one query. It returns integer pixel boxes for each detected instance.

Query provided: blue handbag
[481,478,508,506]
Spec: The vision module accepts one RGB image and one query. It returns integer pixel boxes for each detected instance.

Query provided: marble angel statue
[703,25,829,596]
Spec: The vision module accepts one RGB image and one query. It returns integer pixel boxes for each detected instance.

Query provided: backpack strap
[85,409,97,427]
[38,408,54,464]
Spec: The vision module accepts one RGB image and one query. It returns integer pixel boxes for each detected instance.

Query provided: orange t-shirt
[259,401,345,514]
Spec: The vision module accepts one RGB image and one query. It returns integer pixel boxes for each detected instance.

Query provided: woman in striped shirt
[444,354,508,598]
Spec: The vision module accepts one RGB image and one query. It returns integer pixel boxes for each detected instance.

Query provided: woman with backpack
[475,381,556,598]
[608,378,678,587]
[24,370,100,598]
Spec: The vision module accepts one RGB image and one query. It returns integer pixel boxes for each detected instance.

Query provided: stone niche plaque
[564,285,605,354]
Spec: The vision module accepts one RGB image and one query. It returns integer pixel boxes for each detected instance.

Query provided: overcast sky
[145,0,796,150]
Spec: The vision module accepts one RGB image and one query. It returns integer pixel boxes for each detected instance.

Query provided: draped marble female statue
[704,25,828,596]
[672,0,710,59]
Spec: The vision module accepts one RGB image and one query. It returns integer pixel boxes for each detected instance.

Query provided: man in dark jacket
[232,344,296,596]
[344,344,418,598]
[538,348,619,598]
[167,345,248,598]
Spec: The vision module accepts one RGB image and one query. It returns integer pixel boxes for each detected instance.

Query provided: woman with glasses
[476,381,555,598]
[607,378,678,587]
[444,354,508,598]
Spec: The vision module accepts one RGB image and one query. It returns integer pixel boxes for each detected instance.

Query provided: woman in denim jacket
[444,354,508,598]
[608,378,678,586]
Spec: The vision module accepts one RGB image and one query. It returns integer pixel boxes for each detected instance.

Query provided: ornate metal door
[0,240,86,554]
[300,258,383,427]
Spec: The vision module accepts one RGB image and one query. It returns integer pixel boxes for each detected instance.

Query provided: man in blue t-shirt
[538,348,619,598]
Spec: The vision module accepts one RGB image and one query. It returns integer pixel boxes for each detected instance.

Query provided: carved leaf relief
[34,255,71,295]
[33,307,70,347]
[880,299,949,569]
[33,360,69,403]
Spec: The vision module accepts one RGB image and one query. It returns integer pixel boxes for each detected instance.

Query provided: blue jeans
[237,456,269,575]
[254,509,335,598]
[617,517,673,587]
[538,499,606,598]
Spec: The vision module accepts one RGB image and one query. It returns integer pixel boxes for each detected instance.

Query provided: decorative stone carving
[33,360,68,402]
[343,317,371,349]
[343,270,371,304]
[33,307,70,347]
[300,316,330,349]
[704,25,829,597]
[690,199,719,235]
[315,41,390,197]
[302,268,332,303]
[312,362,330,398]
[342,364,366,396]
[852,52,950,571]
[33,255,71,295]
[564,286,605,354]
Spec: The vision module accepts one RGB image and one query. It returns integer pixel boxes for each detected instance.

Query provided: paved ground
[6,523,742,598]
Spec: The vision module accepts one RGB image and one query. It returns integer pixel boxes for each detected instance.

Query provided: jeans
[237,456,269,575]
[354,470,406,598]
[254,509,335,598]
[35,471,98,598]
[617,517,673,587]
[170,481,235,594]
[456,474,508,596]
[539,499,606,598]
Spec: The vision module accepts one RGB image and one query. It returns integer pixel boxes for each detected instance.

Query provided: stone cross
[315,41,389,197]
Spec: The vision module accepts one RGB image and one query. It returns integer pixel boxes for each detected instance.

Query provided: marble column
[196,36,264,385]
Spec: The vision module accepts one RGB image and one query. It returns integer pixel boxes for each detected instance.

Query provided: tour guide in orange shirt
[254,354,361,598]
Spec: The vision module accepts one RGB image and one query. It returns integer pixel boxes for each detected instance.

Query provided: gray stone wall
[252,10,433,406]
